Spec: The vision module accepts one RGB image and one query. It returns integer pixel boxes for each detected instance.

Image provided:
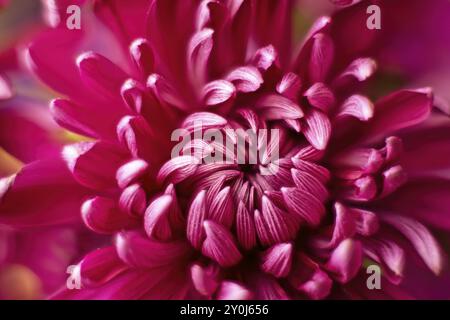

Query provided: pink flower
[1,0,450,299]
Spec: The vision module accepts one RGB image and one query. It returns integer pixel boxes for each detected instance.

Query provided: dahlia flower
[0,0,450,299]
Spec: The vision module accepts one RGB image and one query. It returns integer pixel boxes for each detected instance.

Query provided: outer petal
[0,157,90,227]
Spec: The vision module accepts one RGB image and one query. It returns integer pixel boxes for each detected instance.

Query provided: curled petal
[79,247,128,288]
[63,142,127,191]
[309,33,334,83]
[335,57,377,83]
[236,201,257,250]
[130,38,154,76]
[116,159,149,189]
[304,83,335,112]
[157,156,199,185]
[187,28,214,87]
[81,197,136,234]
[119,184,147,217]
[203,80,236,106]
[303,109,331,150]
[202,220,242,267]
[76,52,127,99]
[338,95,374,121]
[187,190,207,249]
[190,263,220,297]
[216,281,253,300]
[115,230,192,268]
[276,72,302,100]
[325,239,363,283]
[260,242,293,278]
[256,94,304,120]
[144,195,173,241]
[381,215,444,275]
[226,66,263,93]
[0,74,13,100]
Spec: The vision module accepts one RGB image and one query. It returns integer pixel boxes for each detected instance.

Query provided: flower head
[1,0,449,300]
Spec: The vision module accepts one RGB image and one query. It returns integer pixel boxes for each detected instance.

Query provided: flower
[1,0,450,300]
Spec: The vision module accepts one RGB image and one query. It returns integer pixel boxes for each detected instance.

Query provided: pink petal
[0,74,12,100]
[77,51,128,100]
[304,83,335,112]
[186,190,207,249]
[130,38,154,76]
[202,80,236,106]
[144,194,174,241]
[236,201,257,250]
[190,263,220,297]
[50,98,117,139]
[226,66,263,93]
[362,88,433,144]
[216,281,253,300]
[255,196,299,246]
[81,197,137,234]
[117,115,155,160]
[325,238,363,283]
[157,156,199,185]
[302,109,331,150]
[119,184,147,217]
[276,72,302,100]
[187,28,214,87]
[63,141,127,191]
[381,214,444,275]
[79,247,128,287]
[338,94,374,121]
[260,242,293,278]
[115,230,192,268]
[309,33,334,83]
[116,159,149,189]
[202,220,242,267]
[281,187,325,227]
[208,186,234,227]
[335,57,377,83]
[256,94,304,120]
[0,158,90,227]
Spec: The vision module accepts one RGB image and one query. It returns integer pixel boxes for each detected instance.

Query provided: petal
[115,230,192,268]
[309,33,334,83]
[216,281,253,300]
[381,214,444,275]
[362,89,433,144]
[119,184,147,217]
[129,38,154,76]
[186,190,207,249]
[338,94,374,121]
[79,246,128,287]
[236,201,257,250]
[208,186,234,227]
[202,80,236,106]
[226,66,263,93]
[276,72,302,100]
[256,94,304,120]
[0,74,12,100]
[76,52,128,100]
[325,238,363,283]
[281,187,325,227]
[0,158,90,227]
[260,242,293,278]
[302,109,331,150]
[304,83,335,112]
[116,159,149,189]
[202,220,242,267]
[190,263,220,297]
[187,28,214,87]
[63,141,127,191]
[81,197,137,234]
